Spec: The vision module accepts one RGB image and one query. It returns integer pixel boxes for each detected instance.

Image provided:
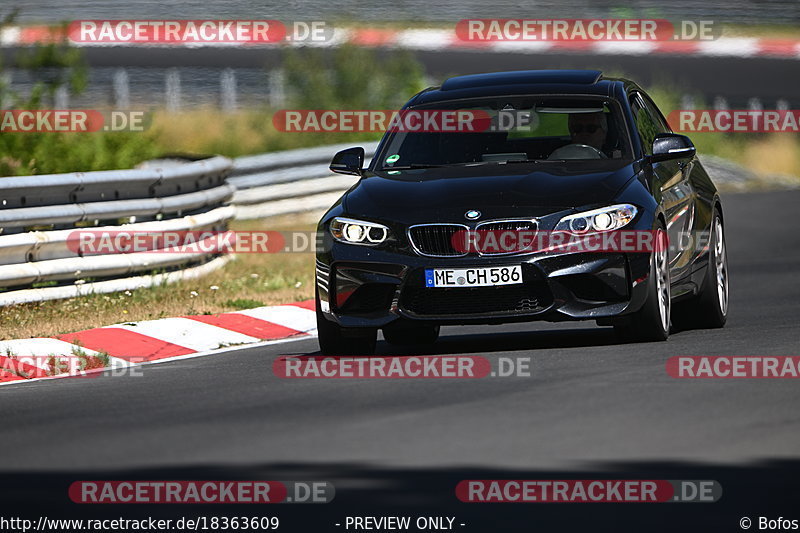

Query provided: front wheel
[615,224,670,342]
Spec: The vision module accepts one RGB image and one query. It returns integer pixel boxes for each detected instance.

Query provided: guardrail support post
[166,68,181,112]
[268,69,285,108]
[113,68,130,109]
[221,68,237,112]
[55,86,69,109]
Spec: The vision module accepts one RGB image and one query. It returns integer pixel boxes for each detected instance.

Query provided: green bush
[283,44,426,110]
[0,13,162,176]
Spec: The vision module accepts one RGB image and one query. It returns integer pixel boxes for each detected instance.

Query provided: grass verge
[0,214,318,340]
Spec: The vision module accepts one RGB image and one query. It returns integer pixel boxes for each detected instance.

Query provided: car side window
[639,93,672,133]
[629,93,663,155]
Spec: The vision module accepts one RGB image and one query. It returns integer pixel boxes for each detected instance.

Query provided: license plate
[425,266,523,288]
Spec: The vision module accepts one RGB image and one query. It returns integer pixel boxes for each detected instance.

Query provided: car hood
[343,161,638,221]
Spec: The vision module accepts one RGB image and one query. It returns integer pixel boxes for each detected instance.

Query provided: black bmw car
[315,70,728,355]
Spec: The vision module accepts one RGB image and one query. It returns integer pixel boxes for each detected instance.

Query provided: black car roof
[407,70,629,107]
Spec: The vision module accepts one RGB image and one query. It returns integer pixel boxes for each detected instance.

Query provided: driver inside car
[568,111,608,151]
[547,111,610,160]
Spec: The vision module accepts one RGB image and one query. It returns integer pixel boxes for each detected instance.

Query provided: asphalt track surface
[1,189,799,531]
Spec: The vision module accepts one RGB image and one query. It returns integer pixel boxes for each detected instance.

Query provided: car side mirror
[330,147,365,176]
[651,133,696,163]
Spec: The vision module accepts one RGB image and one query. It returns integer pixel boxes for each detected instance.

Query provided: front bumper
[317,244,653,328]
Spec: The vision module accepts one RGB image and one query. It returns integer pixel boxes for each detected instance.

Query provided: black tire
[615,223,671,342]
[673,209,728,330]
[316,291,377,355]
[382,324,440,346]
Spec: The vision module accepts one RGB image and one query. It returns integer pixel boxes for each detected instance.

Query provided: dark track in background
[2,47,798,106]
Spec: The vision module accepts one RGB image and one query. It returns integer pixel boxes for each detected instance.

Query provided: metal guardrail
[0,142,377,306]
[0,157,236,306]
[230,142,378,219]
[0,156,233,227]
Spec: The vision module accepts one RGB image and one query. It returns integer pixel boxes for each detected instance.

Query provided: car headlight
[554,204,638,234]
[330,217,391,245]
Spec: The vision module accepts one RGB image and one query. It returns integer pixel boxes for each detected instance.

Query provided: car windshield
[377,96,632,170]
